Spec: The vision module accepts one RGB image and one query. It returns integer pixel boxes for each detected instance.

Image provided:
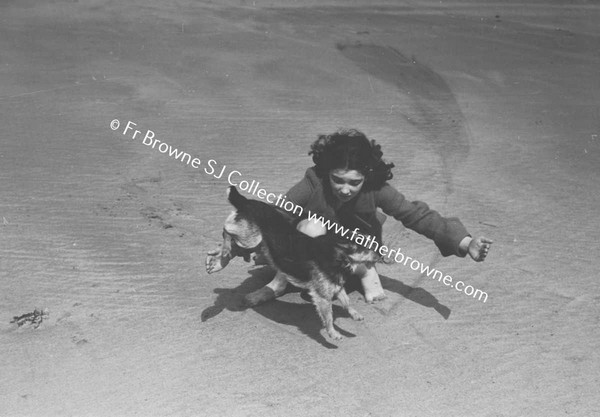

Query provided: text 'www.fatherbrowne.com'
[303,211,488,303]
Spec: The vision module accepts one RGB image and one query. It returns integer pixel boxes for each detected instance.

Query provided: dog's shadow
[201,266,450,348]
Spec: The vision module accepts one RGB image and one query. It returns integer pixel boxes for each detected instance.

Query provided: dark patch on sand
[336,43,470,195]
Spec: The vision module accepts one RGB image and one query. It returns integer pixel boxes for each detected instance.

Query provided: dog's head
[331,240,381,273]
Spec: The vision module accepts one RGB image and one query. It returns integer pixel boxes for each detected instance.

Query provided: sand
[1,1,598,416]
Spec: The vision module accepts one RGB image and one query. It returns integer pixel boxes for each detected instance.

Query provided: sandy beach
[1,1,599,416]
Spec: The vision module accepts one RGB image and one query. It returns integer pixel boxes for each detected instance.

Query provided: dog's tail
[227,186,247,211]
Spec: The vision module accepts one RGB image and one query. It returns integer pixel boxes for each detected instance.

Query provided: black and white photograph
[1,0,598,416]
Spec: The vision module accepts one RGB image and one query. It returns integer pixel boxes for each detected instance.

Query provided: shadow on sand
[202,266,451,348]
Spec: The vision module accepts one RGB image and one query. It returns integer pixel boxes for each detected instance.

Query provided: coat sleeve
[375,184,470,257]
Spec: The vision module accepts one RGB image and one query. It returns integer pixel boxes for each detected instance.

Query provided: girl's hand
[468,236,493,262]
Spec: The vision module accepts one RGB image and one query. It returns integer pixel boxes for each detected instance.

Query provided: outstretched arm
[376,184,471,257]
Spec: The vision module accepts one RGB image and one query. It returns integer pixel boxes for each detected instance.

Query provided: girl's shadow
[201,266,450,348]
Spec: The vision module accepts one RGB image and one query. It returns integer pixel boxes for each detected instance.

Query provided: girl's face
[329,168,365,203]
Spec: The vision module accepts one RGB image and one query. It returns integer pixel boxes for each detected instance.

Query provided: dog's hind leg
[311,290,342,340]
[244,270,289,307]
[336,288,364,322]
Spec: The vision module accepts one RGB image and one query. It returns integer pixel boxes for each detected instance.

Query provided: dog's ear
[227,186,247,210]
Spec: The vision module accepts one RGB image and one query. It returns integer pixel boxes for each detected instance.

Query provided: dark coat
[284,167,469,257]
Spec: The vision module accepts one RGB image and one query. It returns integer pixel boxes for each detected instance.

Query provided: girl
[207,129,492,304]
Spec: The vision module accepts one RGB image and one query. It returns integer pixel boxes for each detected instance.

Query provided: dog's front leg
[311,291,342,340]
[244,270,288,307]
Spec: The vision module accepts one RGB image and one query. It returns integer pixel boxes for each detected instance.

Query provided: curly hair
[308,128,395,190]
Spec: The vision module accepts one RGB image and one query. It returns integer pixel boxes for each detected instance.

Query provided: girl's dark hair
[309,128,394,190]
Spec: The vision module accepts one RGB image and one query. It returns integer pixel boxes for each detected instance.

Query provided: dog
[209,186,378,340]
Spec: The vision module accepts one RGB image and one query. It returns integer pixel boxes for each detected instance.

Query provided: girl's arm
[376,184,470,257]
